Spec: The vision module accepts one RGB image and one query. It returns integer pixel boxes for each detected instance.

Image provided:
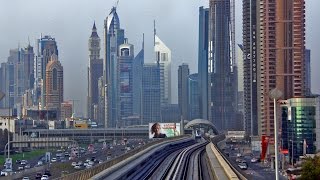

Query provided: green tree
[300,155,320,180]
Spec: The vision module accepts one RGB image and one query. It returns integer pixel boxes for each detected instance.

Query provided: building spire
[153,20,156,46]
[90,21,99,38]
[142,33,144,50]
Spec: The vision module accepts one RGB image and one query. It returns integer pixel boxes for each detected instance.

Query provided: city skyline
[0,0,319,115]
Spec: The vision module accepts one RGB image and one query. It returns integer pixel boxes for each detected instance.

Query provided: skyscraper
[209,0,236,131]
[154,32,171,106]
[118,39,134,125]
[236,44,244,115]
[87,22,103,120]
[142,63,161,125]
[45,54,63,111]
[34,35,58,109]
[198,6,209,120]
[258,0,306,140]
[178,63,189,120]
[104,6,125,127]
[132,36,144,117]
[188,73,200,120]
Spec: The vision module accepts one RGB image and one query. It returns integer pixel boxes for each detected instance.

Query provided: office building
[61,101,73,121]
[188,73,200,120]
[178,63,189,120]
[34,35,58,109]
[87,22,103,120]
[209,0,237,131]
[198,6,209,120]
[161,104,180,123]
[45,54,63,112]
[154,33,171,106]
[142,63,161,125]
[132,36,144,117]
[236,44,244,115]
[281,97,320,163]
[104,6,125,127]
[118,39,134,124]
[257,0,306,141]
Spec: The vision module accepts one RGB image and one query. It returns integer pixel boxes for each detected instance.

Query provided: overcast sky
[0,0,319,115]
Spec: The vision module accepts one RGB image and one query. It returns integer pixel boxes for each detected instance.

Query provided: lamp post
[269,88,283,180]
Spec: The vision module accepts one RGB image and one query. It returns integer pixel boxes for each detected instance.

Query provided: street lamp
[269,88,283,180]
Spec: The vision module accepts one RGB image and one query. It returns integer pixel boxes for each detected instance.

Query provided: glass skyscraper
[281,97,320,164]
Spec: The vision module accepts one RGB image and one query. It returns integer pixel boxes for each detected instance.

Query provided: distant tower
[45,54,63,111]
[198,6,209,120]
[118,39,134,126]
[209,0,236,131]
[188,73,200,120]
[132,35,144,118]
[87,22,103,121]
[142,63,161,125]
[178,63,189,120]
[34,35,58,109]
[154,30,172,106]
[104,6,125,127]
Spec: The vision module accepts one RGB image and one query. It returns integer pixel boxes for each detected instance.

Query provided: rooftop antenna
[115,0,120,8]
[28,36,30,46]
[142,33,145,50]
[153,20,156,46]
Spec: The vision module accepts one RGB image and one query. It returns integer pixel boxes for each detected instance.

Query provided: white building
[154,35,171,105]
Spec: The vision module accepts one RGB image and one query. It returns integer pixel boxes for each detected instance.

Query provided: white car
[22,177,30,180]
[51,158,57,162]
[21,160,27,165]
[41,174,49,180]
[74,164,81,169]
[238,163,248,170]
[71,162,77,166]
[251,158,258,163]
[86,164,92,169]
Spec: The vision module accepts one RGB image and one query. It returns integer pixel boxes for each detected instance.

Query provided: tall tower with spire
[87,22,103,121]
[104,6,125,127]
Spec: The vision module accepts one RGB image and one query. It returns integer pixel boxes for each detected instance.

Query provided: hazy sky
[0,0,319,115]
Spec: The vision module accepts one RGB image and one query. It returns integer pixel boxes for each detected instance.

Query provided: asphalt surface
[2,139,150,180]
[225,144,287,180]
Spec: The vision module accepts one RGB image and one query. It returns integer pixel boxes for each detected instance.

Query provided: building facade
[45,54,63,112]
[258,0,306,142]
[281,97,320,163]
[154,34,171,106]
[198,6,210,121]
[34,35,58,109]
[104,7,125,127]
[118,40,134,125]
[178,63,189,120]
[188,73,200,120]
[142,63,161,125]
[87,22,103,120]
[209,0,236,131]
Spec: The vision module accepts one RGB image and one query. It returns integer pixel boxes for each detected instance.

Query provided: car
[86,164,92,168]
[251,158,259,163]
[44,170,51,176]
[21,160,27,165]
[74,164,81,169]
[18,165,24,170]
[88,161,94,166]
[83,162,88,167]
[1,169,10,176]
[16,159,22,164]
[35,172,42,179]
[236,153,242,157]
[41,174,49,180]
[37,161,43,166]
[238,163,248,170]
[236,158,242,163]
[51,158,57,162]
[71,162,77,166]
[22,177,30,180]
[24,164,31,169]
[77,161,83,166]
